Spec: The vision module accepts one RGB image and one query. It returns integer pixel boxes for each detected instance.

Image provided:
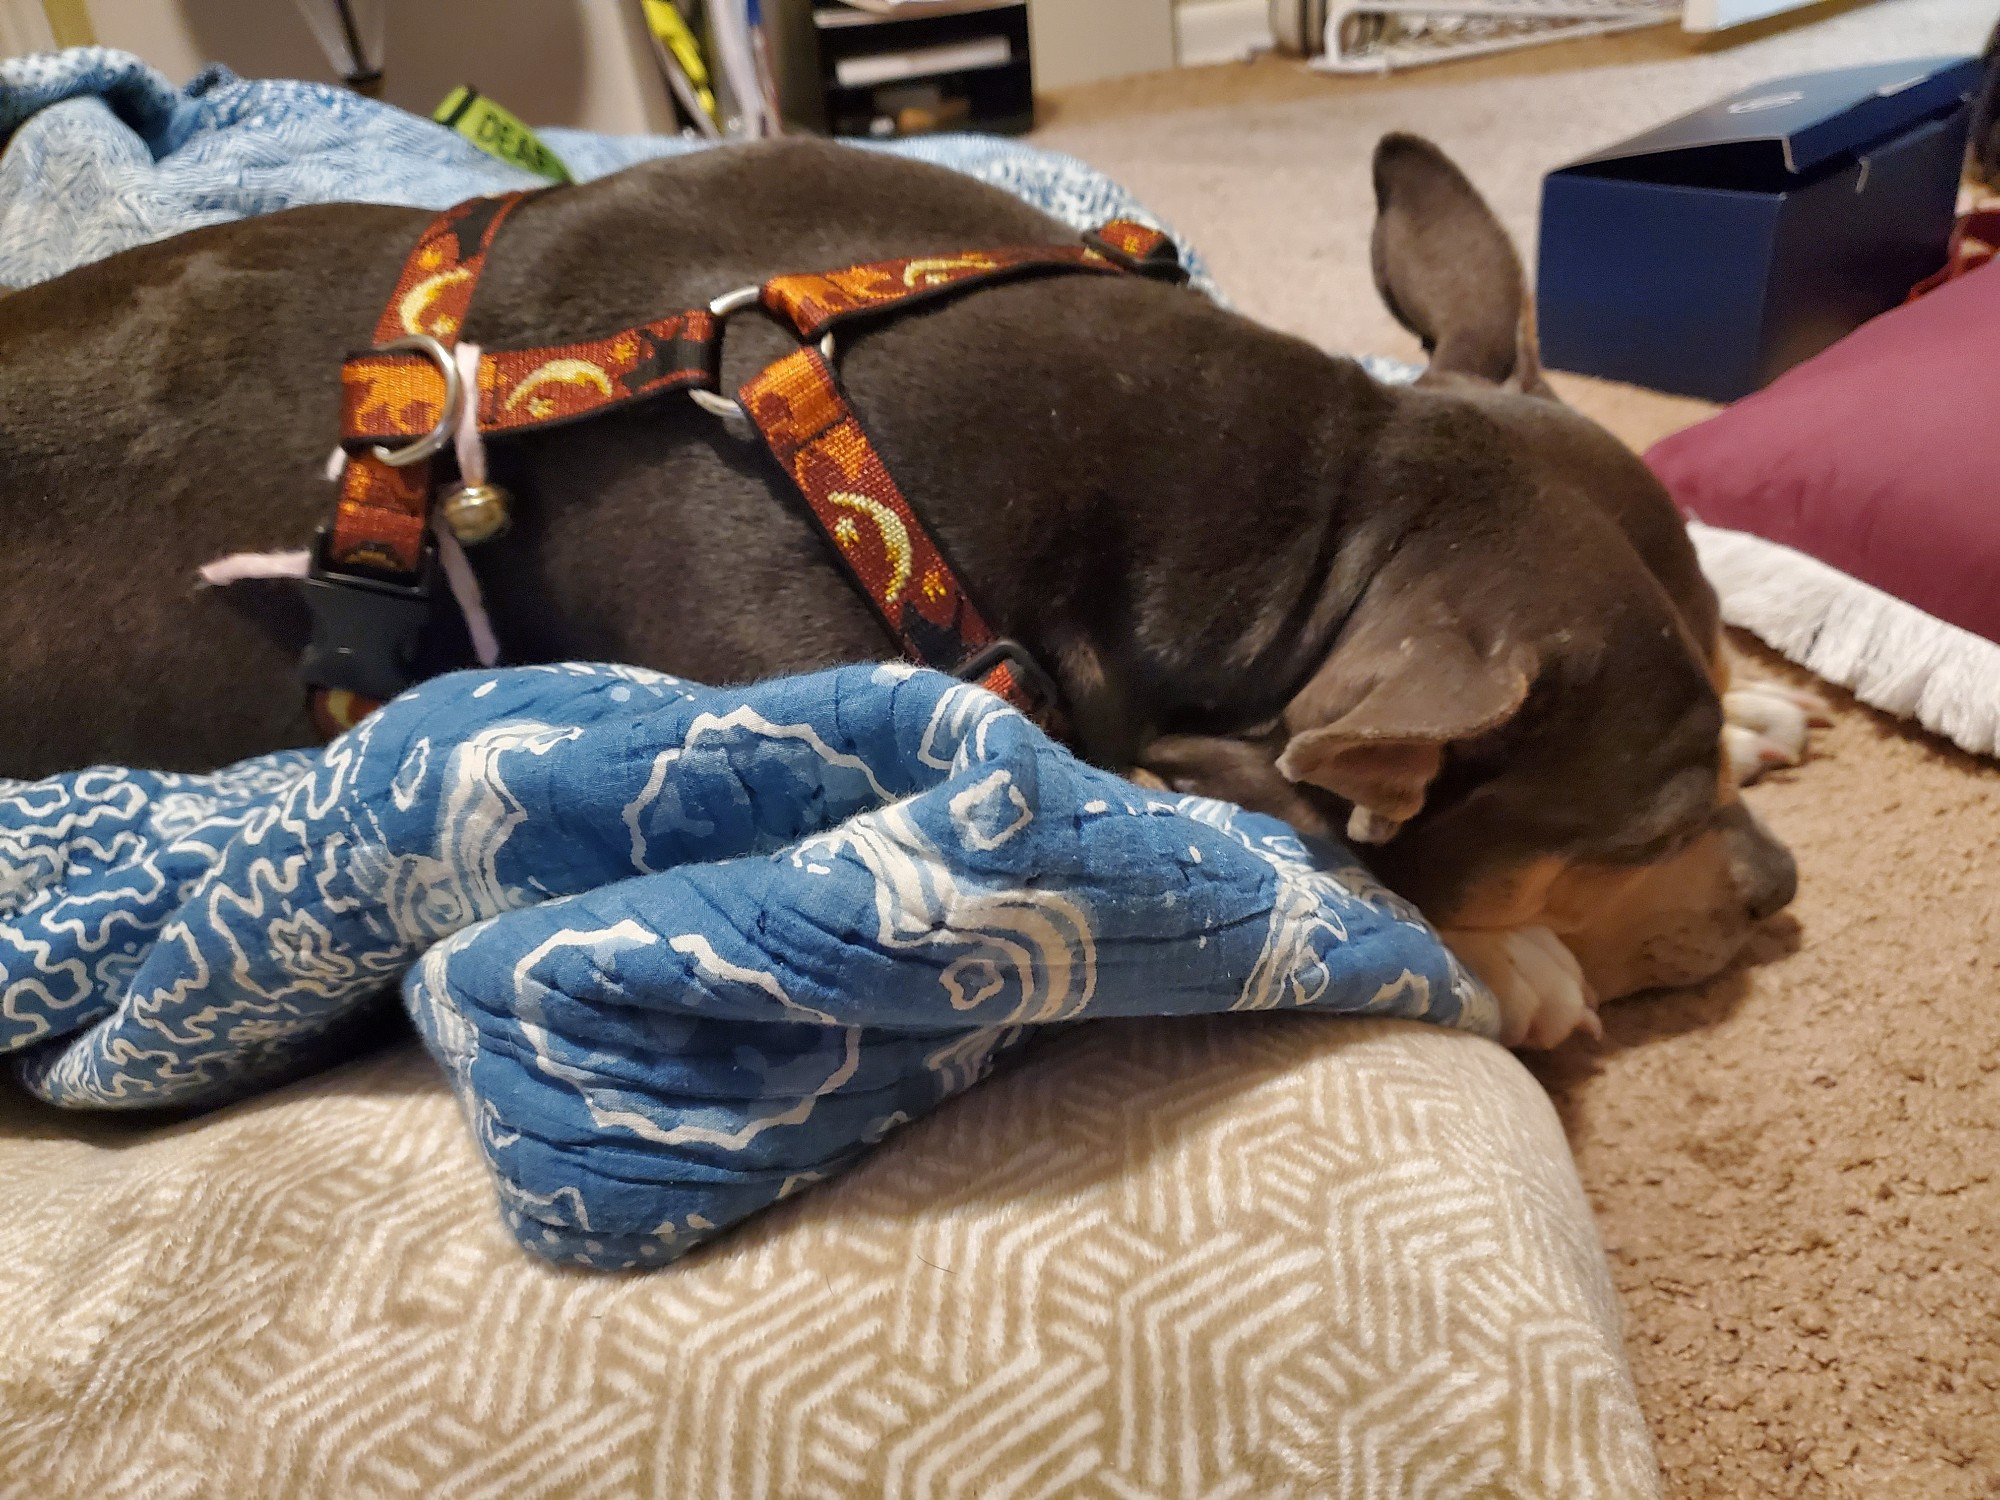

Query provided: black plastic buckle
[1083,228,1190,286]
[955,638,1062,722]
[300,529,438,703]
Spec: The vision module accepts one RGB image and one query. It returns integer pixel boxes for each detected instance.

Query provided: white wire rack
[1308,0,1680,74]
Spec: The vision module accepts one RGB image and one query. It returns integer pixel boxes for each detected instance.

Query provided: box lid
[1565,55,1983,180]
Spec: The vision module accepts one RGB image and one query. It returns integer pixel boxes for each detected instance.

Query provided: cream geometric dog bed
[0,1017,1659,1497]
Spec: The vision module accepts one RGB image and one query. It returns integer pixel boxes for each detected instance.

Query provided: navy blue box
[1537,56,1983,402]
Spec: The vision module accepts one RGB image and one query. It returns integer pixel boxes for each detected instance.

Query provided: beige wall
[0,0,56,53]
[1028,0,1174,90]
[83,0,681,133]
[67,0,1180,127]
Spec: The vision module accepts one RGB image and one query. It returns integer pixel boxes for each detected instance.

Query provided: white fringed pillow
[1649,259,2000,758]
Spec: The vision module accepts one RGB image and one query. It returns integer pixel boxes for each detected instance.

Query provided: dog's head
[1139,133,1797,1002]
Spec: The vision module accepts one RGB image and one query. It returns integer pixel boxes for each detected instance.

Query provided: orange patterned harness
[306,190,1186,737]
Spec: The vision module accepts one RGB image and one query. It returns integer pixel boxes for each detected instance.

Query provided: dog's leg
[1127,733,1339,837]
[1723,684,1833,783]
[1129,754,1600,1048]
[1444,926,1602,1049]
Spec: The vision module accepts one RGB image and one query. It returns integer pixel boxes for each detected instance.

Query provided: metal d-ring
[370,333,462,467]
[689,285,837,423]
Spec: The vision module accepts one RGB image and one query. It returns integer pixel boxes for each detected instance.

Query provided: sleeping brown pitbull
[0,132,1813,1047]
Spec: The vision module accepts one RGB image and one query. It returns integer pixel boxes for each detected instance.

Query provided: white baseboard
[1683,0,1824,32]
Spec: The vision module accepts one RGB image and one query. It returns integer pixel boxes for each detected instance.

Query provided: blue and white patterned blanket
[0,51,1463,1267]
[3,665,1495,1267]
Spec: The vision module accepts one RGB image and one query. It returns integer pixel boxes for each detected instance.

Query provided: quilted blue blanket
[0,51,1459,1267]
[3,665,1495,1267]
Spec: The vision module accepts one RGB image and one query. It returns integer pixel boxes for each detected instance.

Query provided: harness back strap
[759,218,1186,338]
[337,221,1182,448]
[320,204,1186,733]
[341,309,719,443]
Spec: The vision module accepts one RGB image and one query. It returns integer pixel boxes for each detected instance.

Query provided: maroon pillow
[1647,257,2000,756]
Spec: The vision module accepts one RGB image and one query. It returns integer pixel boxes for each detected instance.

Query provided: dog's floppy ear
[1370,131,1548,395]
[1278,589,1534,841]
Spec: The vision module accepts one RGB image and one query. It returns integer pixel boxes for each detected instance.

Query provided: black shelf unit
[811,3,1033,139]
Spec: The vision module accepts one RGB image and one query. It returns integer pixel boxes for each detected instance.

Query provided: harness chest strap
[307,191,536,736]
[736,343,1041,717]
[326,191,534,579]
[313,201,1186,733]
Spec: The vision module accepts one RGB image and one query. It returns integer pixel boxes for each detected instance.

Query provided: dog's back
[2,140,1380,776]
[0,143,1113,769]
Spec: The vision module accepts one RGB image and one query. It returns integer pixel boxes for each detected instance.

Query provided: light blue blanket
[0,51,1461,1267]
[0,46,1219,293]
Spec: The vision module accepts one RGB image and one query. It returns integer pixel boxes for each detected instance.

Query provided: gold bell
[440,482,512,546]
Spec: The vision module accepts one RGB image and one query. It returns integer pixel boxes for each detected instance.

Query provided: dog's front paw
[1444,925,1601,1049]
[1724,683,1832,784]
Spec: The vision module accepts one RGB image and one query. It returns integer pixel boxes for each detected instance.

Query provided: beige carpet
[1034,5,2000,1496]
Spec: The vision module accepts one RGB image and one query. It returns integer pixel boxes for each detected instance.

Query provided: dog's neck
[787,282,1402,768]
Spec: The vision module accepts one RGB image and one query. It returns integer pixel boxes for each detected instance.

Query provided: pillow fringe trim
[1688,520,2000,760]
